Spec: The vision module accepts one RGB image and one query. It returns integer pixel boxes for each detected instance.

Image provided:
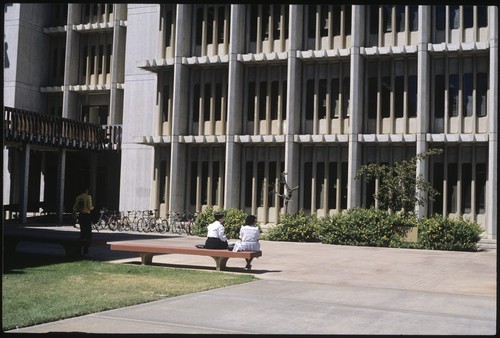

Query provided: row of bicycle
[89,208,196,235]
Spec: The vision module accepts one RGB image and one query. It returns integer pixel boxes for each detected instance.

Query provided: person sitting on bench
[204,212,234,250]
[233,215,261,252]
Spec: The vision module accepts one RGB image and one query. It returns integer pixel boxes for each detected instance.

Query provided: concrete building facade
[3,4,498,239]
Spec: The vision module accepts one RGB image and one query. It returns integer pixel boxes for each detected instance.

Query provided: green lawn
[2,253,257,331]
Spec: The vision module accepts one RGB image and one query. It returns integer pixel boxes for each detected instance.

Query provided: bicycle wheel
[108,215,118,231]
[136,218,146,232]
[121,216,131,231]
[160,218,170,233]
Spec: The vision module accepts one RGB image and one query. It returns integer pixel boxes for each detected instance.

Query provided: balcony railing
[3,106,121,151]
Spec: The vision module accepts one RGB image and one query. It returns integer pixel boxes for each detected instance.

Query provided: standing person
[233,215,261,252]
[204,212,231,249]
[72,187,94,256]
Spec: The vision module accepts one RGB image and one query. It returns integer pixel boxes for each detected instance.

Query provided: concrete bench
[108,241,262,271]
[5,233,108,257]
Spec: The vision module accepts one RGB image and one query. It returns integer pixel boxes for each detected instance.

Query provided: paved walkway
[6,225,497,335]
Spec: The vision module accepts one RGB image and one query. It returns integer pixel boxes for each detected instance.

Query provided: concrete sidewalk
[6,226,497,335]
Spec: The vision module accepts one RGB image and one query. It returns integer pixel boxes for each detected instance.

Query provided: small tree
[270,172,299,214]
[355,148,443,215]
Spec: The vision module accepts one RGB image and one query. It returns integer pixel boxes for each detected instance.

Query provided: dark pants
[204,237,228,249]
[79,212,92,254]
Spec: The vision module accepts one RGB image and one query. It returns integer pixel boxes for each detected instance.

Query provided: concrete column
[56,149,66,223]
[63,4,80,120]
[224,5,245,209]
[110,5,127,125]
[415,6,431,219]
[487,5,498,238]
[347,5,364,209]
[283,5,302,214]
[168,5,191,212]
[19,143,31,223]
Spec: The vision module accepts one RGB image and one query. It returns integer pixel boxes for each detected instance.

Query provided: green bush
[318,208,414,247]
[191,206,249,239]
[263,211,321,242]
[417,214,483,251]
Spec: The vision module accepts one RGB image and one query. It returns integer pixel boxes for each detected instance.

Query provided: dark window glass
[320,5,328,37]
[476,72,487,117]
[409,6,418,31]
[308,5,316,39]
[396,5,405,32]
[318,79,327,119]
[98,45,103,73]
[193,84,200,122]
[250,5,257,42]
[207,7,214,44]
[211,161,219,205]
[344,5,351,35]
[464,6,473,29]
[284,5,289,39]
[368,77,378,119]
[304,162,312,209]
[106,44,111,74]
[162,85,169,122]
[273,5,281,39]
[82,46,88,77]
[435,74,445,118]
[196,8,203,45]
[463,73,473,117]
[204,83,211,122]
[159,160,166,204]
[245,162,253,207]
[257,162,265,207]
[342,77,350,118]
[90,46,95,73]
[306,79,315,120]
[383,5,392,33]
[448,74,459,117]
[432,163,444,214]
[218,6,225,44]
[370,5,379,34]
[450,6,460,29]
[381,76,391,118]
[215,82,222,120]
[436,6,445,31]
[316,162,325,209]
[478,6,488,28]
[408,75,417,117]
[201,161,209,204]
[259,81,267,120]
[262,5,270,41]
[269,161,277,207]
[333,5,341,36]
[447,163,458,213]
[331,78,340,118]
[461,163,472,213]
[247,81,255,121]
[271,81,279,120]
[340,162,348,210]
[395,76,404,118]
[328,162,337,209]
[165,9,172,47]
[190,162,197,205]
[476,163,486,213]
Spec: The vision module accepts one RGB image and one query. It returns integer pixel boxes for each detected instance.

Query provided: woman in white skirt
[233,215,260,252]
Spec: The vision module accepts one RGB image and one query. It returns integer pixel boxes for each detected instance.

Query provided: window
[396,5,405,33]
[432,163,444,214]
[383,5,392,33]
[306,79,315,120]
[328,162,337,209]
[476,72,487,117]
[331,78,340,118]
[447,163,458,213]
[450,6,460,29]
[381,76,391,118]
[408,75,417,117]
[368,77,378,119]
[448,74,459,117]
[464,6,473,29]
[247,82,255,121]
[475,163,486,213]
[436,6,445,31]
[435,74,445,118]
[409,6,418,31]
[315,162,325,209]
[395,75,404,118]
[318,79,327,119]
[463,73,473,117]
[478,6,488,28]
[245,162,253,207]
[461,163,472,213]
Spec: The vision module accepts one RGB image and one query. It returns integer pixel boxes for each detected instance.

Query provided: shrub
[263,211,321,242]
[417,214,483,251]
[318,208,414,247]
[191,206,248,239]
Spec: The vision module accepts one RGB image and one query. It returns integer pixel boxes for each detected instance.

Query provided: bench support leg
[140,253,154,265]
[212,257,229,271]
[245,258,254,270]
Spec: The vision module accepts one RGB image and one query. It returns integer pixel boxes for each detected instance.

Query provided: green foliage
[417,214,483,251]
[355,148,443,215]
[318,208,415,247]
[263,211,321,242]
[191,206,249,239]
